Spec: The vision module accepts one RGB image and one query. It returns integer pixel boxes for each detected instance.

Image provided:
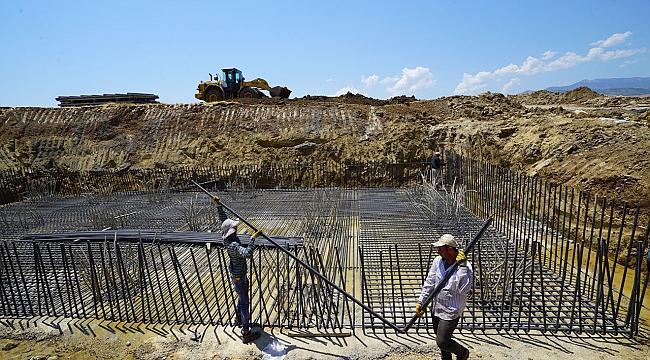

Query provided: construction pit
[1,88,650,359]
[1,161,649,359]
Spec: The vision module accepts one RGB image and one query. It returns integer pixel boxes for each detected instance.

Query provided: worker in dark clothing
[213,196,261,344]
[431,152,446,189]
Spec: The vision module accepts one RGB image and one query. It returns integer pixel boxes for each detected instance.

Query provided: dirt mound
[512,86,650,109]
[512,86,603,105]
[232,91,391,106]
[560,86,601,103]
[388,95,418,105]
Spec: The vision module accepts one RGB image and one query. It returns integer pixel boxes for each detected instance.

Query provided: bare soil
[1,317,649,360]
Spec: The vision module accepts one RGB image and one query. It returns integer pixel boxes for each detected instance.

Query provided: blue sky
[2,0,649,107]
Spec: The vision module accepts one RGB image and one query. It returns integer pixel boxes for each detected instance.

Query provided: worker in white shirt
[416,234,472,360]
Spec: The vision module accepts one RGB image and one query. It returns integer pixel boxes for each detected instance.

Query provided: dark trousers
[233,276,251,332]
[432,316,466,360]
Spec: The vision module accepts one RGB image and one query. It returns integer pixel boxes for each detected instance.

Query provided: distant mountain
[545,77,650,96]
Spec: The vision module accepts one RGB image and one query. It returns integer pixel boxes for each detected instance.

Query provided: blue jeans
[432,316,466,360]
[233,276,251,332]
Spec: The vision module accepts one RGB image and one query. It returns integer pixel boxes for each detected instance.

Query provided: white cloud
[587,47,607,60]
[326,78,333,82]
[332,85,360,96]
[620,58,645,68]
[590,31,632,48]
[541,51,556,60]
[611,48,642,58]
[385,66,436,96]
[454,71,494,94]
[361,75,379,88]
[582,47,640,62]
[381,76,399,84]
[501,78,521,94]
[545,51,587,70]
[494,56,546,76]
[454,31,641,94]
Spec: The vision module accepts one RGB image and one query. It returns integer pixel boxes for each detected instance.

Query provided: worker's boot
[242,330,260,344]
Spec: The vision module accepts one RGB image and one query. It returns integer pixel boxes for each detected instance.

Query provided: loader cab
[222,68,243,91]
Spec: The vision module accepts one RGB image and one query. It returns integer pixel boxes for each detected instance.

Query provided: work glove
[456,250,467,266]
[250,230,262,246]
[415,303,425,317]
[212,196,221,206]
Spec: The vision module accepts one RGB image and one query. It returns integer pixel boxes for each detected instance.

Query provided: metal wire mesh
[1,156,648,336]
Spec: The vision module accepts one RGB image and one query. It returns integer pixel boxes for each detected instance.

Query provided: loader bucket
[270,86,292,98]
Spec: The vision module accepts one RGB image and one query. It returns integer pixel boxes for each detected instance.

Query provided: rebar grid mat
[0,187,646,336]
[357,187,628,334]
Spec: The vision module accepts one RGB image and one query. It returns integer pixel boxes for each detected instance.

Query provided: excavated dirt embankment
[1,88,649,209]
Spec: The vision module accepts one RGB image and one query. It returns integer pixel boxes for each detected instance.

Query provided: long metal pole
[191,179,492,333]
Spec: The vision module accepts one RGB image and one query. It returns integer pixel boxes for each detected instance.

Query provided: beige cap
[432,234,458,248]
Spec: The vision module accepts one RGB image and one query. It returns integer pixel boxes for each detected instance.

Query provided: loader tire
[239,87,260,99]
[205,89,223,102]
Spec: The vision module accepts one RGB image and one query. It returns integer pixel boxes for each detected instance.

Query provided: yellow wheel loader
[195,68,291,102]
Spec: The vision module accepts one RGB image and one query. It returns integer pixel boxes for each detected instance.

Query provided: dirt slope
[1,88,649,209]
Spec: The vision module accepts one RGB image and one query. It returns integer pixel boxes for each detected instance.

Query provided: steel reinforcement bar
[0,239,353,329]
[0,161,431,206]
[1,155,648,335]
[445,152,650,336]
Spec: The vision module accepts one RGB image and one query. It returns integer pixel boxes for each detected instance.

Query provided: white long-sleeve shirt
[418,256,473,320]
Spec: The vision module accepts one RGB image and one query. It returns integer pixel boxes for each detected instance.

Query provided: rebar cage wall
[0,155,648,336]
[0,190,359,332]
[0,240,353,330]
[0,161,431,205]
[445,152,650,336]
